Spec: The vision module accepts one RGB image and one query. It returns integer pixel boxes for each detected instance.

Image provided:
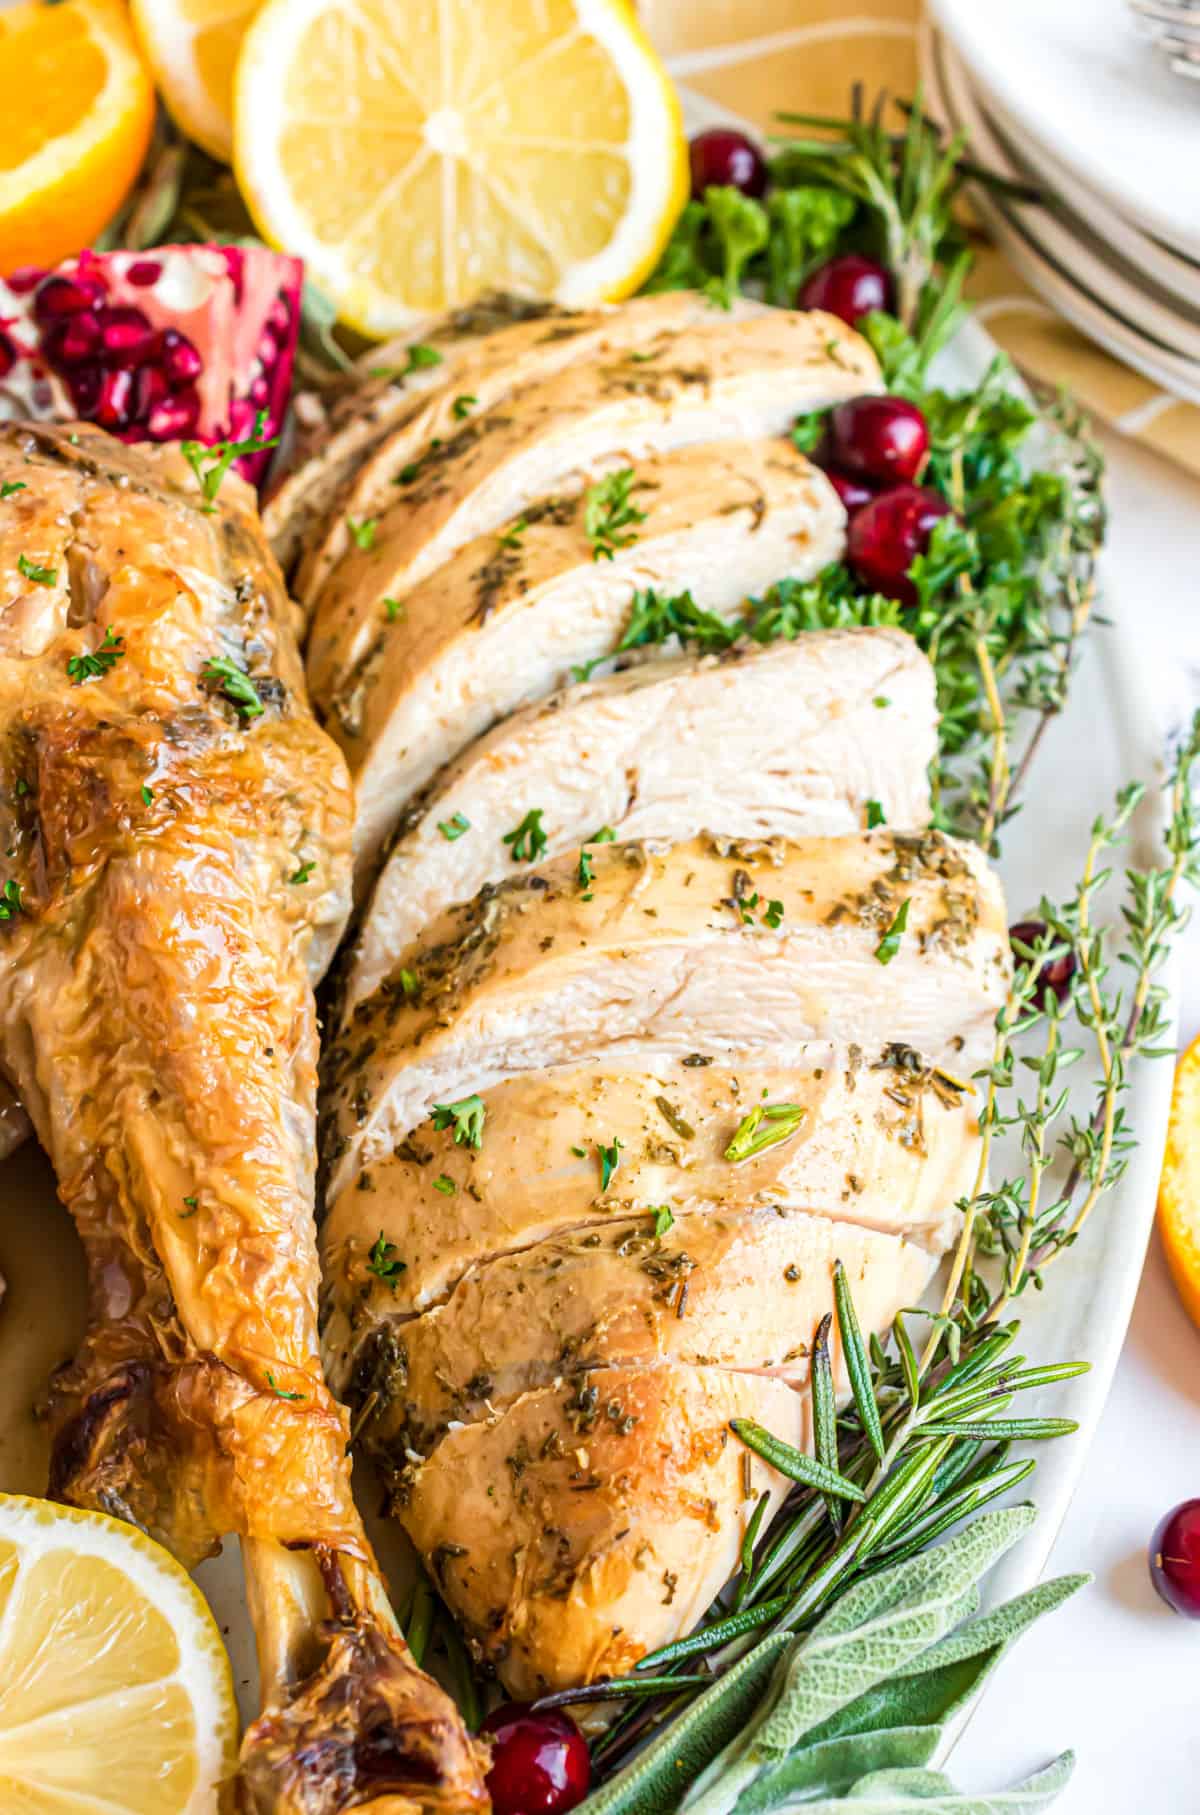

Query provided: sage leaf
[732,1726,940,1810]
[574,1633,792,1815]
[786,1752,1074,1811]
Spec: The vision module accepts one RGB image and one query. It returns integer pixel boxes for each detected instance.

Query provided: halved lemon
[234,0,688,336]
[0,1493,237,1812]
[1159,1032,1200,1331]
[0,0,156,273]
[131,0,262,164]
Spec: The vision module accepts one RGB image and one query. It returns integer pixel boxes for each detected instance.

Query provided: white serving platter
[0,88,1180,1772]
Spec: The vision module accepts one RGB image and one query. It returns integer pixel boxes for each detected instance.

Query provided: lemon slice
[1159,1031,1200,1331]
[234,0,688,336]
[0,1493,237,1813]
[131,0,261,163]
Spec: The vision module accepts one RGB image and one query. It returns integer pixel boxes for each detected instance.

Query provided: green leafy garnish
[591,825,616,843]
[181,410,277,509]
[618,586,732,653]
[431,1094,486,1150]
[372,343,443,380]
[597,1138,622,1191]
[289,859,315,884]
[67,626,124,683]
[496,516,529,550]
[265,1371,305,1401]
[866,799,886,828]
[437,811,471,841]
[367,1231,406,1289]
[203,655,264,720]
[0,879,22,921]
[584,469,646,561]
[725,1100,806,1162]
[875,897,910,965]
[383,596,406,622]
[347,515,377,551]
[1,481,26,499]
[141,784,154,806]
[432,1174,456,1196]
[763,897,784,929]
[502,807,547,863]
[18,553,56,587]
[452,393,477,419]
[652,1206,674,1238]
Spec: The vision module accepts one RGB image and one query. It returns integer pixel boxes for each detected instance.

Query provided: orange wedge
[0,0,156,274]
[1158,1031,1200,1330]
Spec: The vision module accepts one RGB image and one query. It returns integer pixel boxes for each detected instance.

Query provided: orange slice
[1158,1031,1200,1330]
[0,0,156,274]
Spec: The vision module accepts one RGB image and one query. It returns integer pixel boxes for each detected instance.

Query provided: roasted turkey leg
[0,423,487,1813]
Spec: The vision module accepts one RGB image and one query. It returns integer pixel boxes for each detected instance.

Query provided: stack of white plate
[922,0,1200,404]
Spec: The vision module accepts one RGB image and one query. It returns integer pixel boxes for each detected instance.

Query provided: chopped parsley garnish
[584,468,646,561]
[578,848,595,894]
[496,517,529,550]
[289,859,316,884]
[873,696,891,709]
[432,1174,456,1196]
[67,626,124,683]
[367,1231,407,1289]
[570,1144,587,1158]
[618,586,732,653]
[431,1094,486,1150]
[398,967,419,999]
[791,410,829,454]
[452,393,477,419]
[181,410,277,509]
[18,553,56,587]
[384,596,406,622]
[597,1138,622,1191]
[652,1206,675,1238]
[592,825,616,843]
[437,811,471,841]
[372,343,443,380]
[0,879,22,921]
[203,655,264,720]
[763,898,784,929]
[866,799,886,828]
[265,1371,305,1401]
[347,515,378,551]
[141,784,154,806]
[570,658,603,683]
[502,807,547,863]
[725,1101,806,1163]
[875,898,910,965]
[1,481,26,499]
[180,1196,198,1217]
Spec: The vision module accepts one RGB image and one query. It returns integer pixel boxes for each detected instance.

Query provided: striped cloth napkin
[640,0,1200,479]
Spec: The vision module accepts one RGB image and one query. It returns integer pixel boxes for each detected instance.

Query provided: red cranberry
[33,274,105,322]
[5,265,46,295]
[1150,1499,1200,1618]
[825,468,876,516]
[799,253,894,326]
[159,329,203,386]
[689,127,768,200]
[482,1702,590,1815]
[1009,920,1077,1007]
[146,389,201,440]
[99,305,153,365]
[829,395,929,486]
[846,484,952,606]
[125,259,162,287]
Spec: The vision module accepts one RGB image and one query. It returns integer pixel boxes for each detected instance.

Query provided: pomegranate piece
[481,1703,590,1815]
[0,244,303,487]
[799,253,894,326]
[846,484,952,606]
[689,128,768,200]
[1150,1499,1200,1618]
[828,395,930,487]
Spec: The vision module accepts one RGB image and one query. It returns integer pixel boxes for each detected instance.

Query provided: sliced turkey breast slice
[320,830,1009,1201]
[293,291,766,608]
[343,628,935,1011]
[332,441,845,894]
[262,293,572,572]
[321,1048,977,1341]
[305,308,880,711]
[348,1207,936,1457]
[399,1363,809,1698]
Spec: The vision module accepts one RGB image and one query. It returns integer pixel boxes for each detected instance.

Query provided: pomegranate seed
[93,368,134,429]
[67,364,103,414]
[33,274,105,322]
[228,398,259,438]
[1150,1499,1200,1617]
[133,365,170,419]
[829,396,930,486]
[689,127,768,199]
[481,1703,590,1815]
[1009,920,1077,1007]
[0,331,17,378]
[846,484,952,606]
[99,305,153,365]
[5,265,46,295]
[250,377,270,406]
[799,254,895,326]
[824,468,876,517]
[147,390,201,440]
[46,311,102,367]
[158,329,204,386]
[268,297,293,334]
[256,331,277,366]
[125,259,163,287]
